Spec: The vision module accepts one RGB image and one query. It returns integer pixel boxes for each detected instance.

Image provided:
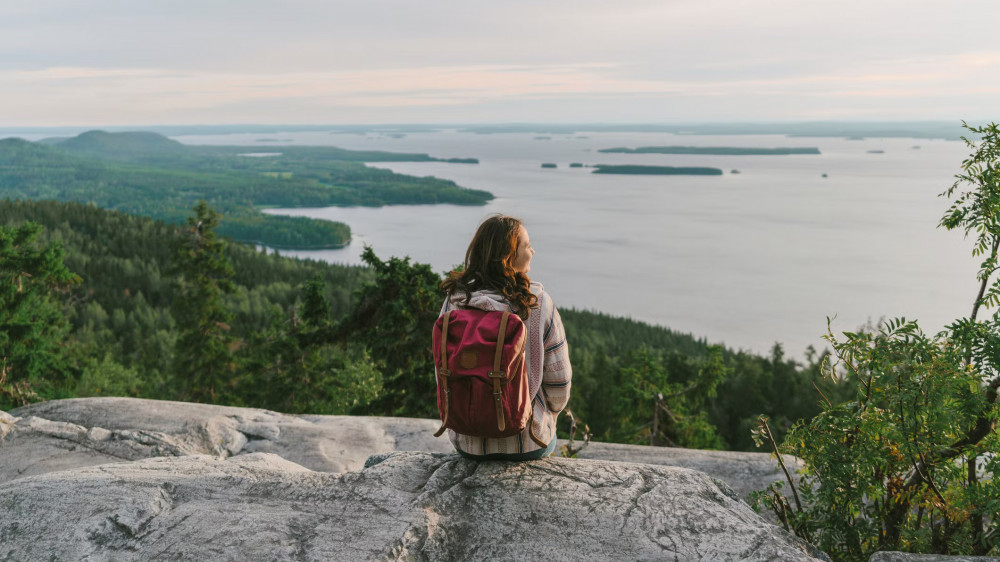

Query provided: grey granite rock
[572,440,803,500]
[869,552,1000,561]
[0,451,829,561]
[3,398,801,506]
[3,397,451,483]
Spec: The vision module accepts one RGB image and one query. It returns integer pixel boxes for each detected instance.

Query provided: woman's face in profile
[512,225,534,274]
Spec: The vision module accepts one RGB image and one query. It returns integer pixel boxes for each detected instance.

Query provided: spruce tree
[171,201,236,403]
[300,274,332,329]
[0,222,80,408]
[341,247,441,417]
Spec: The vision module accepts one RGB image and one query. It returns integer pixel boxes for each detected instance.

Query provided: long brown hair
[441,215,538,318]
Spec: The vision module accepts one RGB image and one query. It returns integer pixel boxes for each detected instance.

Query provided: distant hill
[48,130,478,165]
[56,130,188,160]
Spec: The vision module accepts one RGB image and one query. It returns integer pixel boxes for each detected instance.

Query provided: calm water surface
[176,130,975,358]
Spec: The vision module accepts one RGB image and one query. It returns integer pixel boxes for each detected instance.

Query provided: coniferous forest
[0,197,844,451]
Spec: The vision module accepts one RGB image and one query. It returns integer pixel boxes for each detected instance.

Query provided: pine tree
[0,222,80,407]
[300,274,332,329]
[171,201,236,403]
[341,247,441,417]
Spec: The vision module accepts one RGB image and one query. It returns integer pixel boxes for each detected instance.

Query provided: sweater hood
[446,281,544,312]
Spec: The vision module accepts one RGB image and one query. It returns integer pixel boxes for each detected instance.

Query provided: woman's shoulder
[529,280,546,296]
[529,281,554,312]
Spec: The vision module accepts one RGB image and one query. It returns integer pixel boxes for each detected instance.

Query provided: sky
[2,0,998,126]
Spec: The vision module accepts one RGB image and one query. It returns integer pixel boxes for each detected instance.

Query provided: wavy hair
[441,215,538,318]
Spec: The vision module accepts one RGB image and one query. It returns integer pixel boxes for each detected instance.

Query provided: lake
[175,129,976,359]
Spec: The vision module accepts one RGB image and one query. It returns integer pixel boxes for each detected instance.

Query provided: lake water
[174,130,976,359]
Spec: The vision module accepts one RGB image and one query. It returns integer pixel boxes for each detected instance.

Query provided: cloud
[3,15,998,126]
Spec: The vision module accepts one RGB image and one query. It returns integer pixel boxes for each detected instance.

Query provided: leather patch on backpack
[459,350,478,369]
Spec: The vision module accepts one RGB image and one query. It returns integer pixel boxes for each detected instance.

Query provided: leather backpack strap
[433,311,452,438]
[489,310,510,432]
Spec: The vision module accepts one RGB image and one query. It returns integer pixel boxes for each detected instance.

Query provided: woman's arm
[540,296,572,414]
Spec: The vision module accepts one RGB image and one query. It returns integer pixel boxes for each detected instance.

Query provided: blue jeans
[457,437,557,461]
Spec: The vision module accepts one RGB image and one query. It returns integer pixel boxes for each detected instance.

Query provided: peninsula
[0,131,491,249]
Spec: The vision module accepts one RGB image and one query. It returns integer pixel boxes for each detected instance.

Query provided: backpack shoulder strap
[433,310,452,438]
[488,310,511,432]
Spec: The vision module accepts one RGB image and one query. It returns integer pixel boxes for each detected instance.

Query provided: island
[569,163,584,168]
[867,150,885,154]
[541,163,557,168]
[591,165,723,176]
[598,146,821,155]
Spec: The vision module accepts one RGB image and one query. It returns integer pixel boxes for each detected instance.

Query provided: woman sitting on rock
[438,215,572,460]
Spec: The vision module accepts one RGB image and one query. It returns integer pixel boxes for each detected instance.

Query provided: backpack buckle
[487,370,505,379]
[439,368,451,377]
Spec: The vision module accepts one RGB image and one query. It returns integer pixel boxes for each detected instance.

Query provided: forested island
[592,164,724,175]
[0,131,491,248]
[598,146,821,155]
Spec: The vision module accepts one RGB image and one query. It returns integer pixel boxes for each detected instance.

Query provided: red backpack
[432,308,545,446]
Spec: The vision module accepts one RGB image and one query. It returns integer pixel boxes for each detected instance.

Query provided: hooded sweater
[439,281,572,456]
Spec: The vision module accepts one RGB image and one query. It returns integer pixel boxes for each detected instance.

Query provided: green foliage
[76,354,142,398]
[0,137,351,248]
[0,221,80,408]
[0,199,369,382]
[562,308,839,451]
[753,122,1000,559]
[604,345,727,449]
[238,307,383,415]
[342,247,442,417]
[941,121,1000,315]
[171,202,237,403]
[300,274,332,328]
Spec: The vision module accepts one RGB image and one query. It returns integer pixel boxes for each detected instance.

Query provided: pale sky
[2,0,998,126]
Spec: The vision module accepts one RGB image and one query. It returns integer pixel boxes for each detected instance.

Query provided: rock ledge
[0,451,828,561]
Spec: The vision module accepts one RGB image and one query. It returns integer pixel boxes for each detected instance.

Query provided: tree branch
[758,416,803,512]
[970,235,1000,324]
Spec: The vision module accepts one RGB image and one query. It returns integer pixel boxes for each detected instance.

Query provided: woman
[439,215,572,460]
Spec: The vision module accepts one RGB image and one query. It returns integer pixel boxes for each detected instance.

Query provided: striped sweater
[439,281,572,455]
